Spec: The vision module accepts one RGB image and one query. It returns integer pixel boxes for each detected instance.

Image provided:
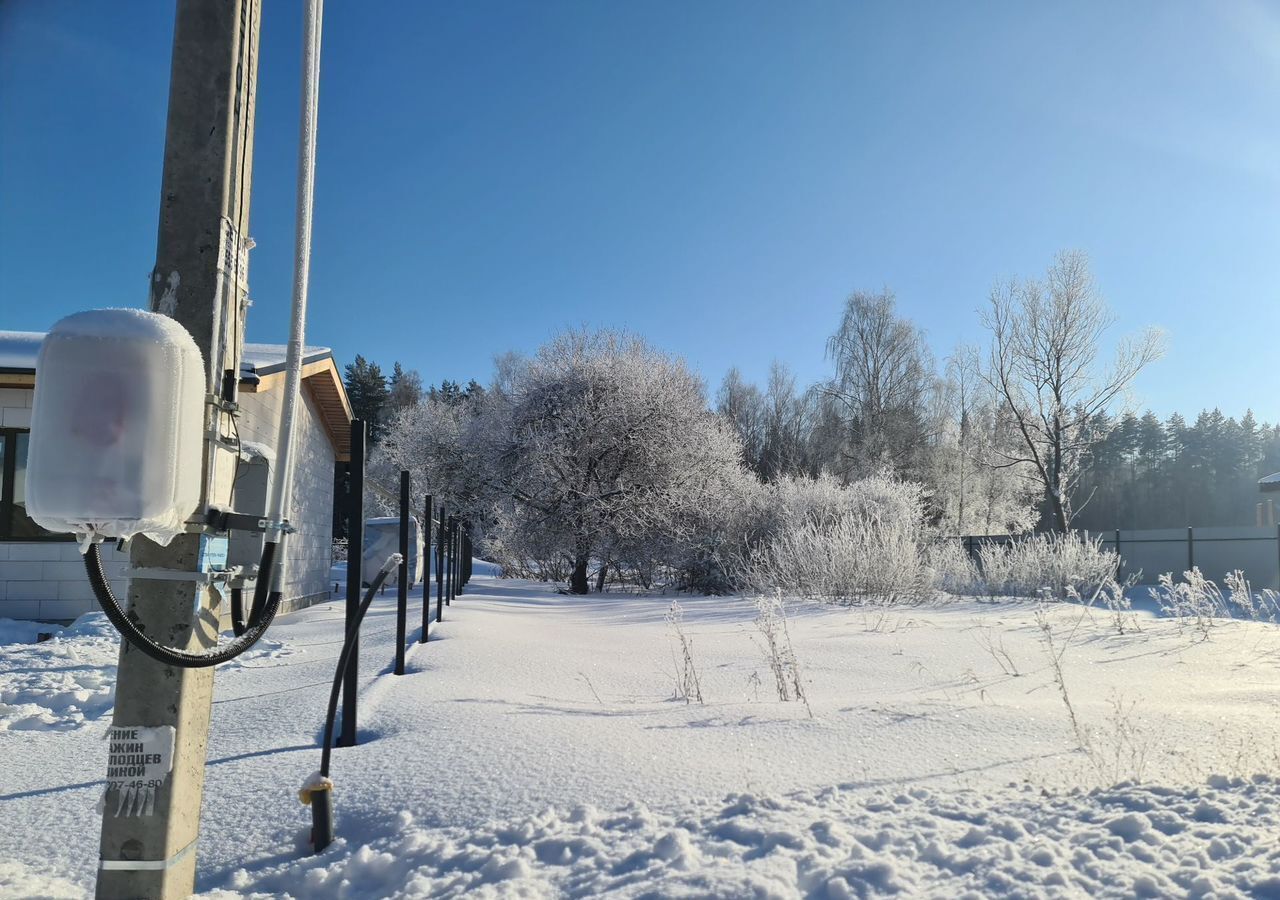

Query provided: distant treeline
[1072,409,1280,531]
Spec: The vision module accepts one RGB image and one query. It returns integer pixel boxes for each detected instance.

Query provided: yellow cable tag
[298,774,334,806]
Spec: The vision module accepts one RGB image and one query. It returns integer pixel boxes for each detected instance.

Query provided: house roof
[0,332,42,371]
[0,329,354,462]
[239,342,334,380]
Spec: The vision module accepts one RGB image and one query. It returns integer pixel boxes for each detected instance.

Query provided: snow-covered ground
[3,568,1280,897]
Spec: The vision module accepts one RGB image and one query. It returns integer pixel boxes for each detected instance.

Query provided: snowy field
[3,568,1280,898]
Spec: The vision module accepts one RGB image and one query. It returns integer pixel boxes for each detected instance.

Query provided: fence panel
[1108,528,1187,585]
[962,526,1280,590]
[1182,526,1279,590]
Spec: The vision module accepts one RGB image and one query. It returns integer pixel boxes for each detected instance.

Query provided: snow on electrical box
[26,309,206,545]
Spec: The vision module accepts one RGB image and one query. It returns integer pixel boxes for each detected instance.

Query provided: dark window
[1,429,70,541]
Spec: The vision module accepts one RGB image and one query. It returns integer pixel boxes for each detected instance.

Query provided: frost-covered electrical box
[26,309,206,544]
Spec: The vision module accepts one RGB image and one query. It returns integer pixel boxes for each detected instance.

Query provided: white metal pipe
[267,0,324,592]
[201,219,232,510]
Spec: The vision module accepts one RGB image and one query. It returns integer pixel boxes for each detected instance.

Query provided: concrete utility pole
[97,1,261,897]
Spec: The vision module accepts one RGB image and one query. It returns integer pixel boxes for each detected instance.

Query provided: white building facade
[0,333,351,623]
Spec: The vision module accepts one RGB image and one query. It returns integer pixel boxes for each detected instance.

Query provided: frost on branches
[376,329,744,594]
[369,325,1125,603]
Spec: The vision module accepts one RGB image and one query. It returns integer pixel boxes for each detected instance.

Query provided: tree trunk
[1046,485,1068,533]
[595,562,608,593]
[570,556,590,595]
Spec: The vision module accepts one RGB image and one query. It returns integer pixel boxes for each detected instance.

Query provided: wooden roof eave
[242,357,354,462]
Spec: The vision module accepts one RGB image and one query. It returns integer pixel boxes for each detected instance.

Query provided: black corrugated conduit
[305,551,402,853]
[84,540,282,668]
[230,587,247,637]
[319,552,402,778]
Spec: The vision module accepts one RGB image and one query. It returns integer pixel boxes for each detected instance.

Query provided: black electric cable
[84,541,282,668]
[230,588,247,637]
[318,552,402,778]
[304,552,400,855]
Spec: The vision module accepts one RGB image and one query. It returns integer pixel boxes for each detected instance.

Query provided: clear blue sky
[3,1,1278,421]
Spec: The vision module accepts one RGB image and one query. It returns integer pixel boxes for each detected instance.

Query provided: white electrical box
[364,516,424,586]
[26,308,206,544]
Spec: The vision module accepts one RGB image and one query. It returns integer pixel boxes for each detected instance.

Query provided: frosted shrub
[481,506,572,583]
[665,600,703,704]
[1097,579,1140,635]
[668,467,768,595]
[1149,568,1279,636]
[1149,568,1229,637]
[753,592,810,715]
[974,532,1117,600]
[738,473,934,606]
[1222,570,1280,623]
[926,539,982,596]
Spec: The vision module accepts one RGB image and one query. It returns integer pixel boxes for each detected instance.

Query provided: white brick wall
[0,382,337,623]
[0,540,130,622]
[0,386,32,428]
[233,385,336,607]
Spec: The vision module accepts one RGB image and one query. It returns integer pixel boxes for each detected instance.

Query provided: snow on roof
[0,329,331,377]
[0,332,44,370]
[241,342,334,377]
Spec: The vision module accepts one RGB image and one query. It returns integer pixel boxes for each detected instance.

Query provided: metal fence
[338,418,473,746]
[961,526,1280,590]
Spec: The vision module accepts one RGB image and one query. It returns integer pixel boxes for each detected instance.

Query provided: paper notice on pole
[99,725,176,817]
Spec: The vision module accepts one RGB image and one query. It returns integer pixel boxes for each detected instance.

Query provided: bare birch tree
[823,289,935,480]
[931,344,1037,535]
[980,251,1164,532]
[716,368,765,474]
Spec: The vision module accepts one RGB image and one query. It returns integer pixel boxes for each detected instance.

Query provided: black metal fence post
[462,528,471,586]
[456,523,466,597]
[454,519,462,597]
[339,419,366,747]
[421,494,432,643]
[446,516,456,606]
[435,504,445,622]
[394,470,409,675]
[1115,528,1122,580]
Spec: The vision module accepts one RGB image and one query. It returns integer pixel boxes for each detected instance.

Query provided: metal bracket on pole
[205,507,269,534]
[130,566,244,586]
[98,839,197,873]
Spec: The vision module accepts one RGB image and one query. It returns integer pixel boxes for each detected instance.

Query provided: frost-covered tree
[716,362,813,482]
[759,362,810,482]
[377,392,482,519]
[929,346,1038,535]
[822,289,936,481]
[386,362,424,418]
[981,251,1164,531]
[481,329,744,593]
[716,368,765,475]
